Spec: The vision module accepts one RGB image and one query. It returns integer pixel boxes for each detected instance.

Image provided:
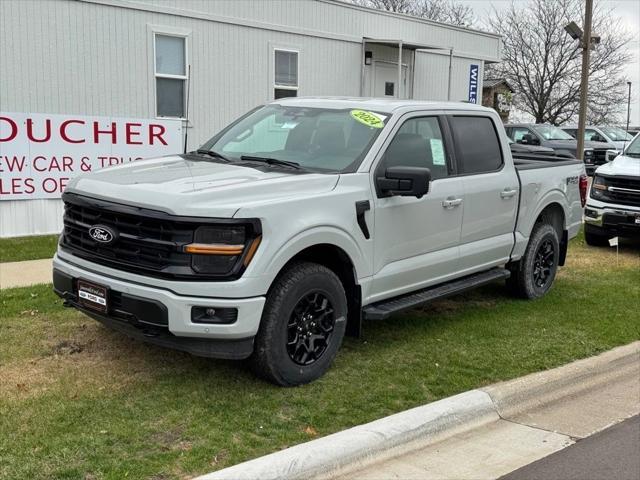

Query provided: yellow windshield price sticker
[350,110,385,128]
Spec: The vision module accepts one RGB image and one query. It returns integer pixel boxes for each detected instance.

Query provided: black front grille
[605,176,640,207]
[592,149,608,166]
[60,193,260,280]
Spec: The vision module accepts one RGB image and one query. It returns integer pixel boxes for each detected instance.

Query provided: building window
[274,49,298,99]
[384,82,395,96]
[155,34,187,118]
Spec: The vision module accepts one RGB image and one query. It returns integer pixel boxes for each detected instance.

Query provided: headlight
[606,149,619,162]
[184,224,261,275]
[583,149,594,163]
[590,175,608,198]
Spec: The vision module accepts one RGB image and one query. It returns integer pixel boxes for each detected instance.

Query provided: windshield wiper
[194,149,232,162]
[240,155,303,170]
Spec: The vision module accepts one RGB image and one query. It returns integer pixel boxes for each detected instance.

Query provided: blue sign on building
[468,64,479,103]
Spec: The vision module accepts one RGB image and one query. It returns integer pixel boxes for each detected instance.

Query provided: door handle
[442,197,463,209]
[500,189,518,199]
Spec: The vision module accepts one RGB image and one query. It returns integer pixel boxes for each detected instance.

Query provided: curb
[482,341,640,418]
[196,341,640,480]
[197,390,498,480]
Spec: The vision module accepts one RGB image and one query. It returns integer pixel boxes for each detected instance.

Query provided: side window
[512,127,531,143]
[584,129,598,141]
[564,129,577,138]
[380,117,449,180]
[449,116,503,174]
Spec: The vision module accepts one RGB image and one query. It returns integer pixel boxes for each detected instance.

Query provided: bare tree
[485,0,631,125]
[351,0,475,27]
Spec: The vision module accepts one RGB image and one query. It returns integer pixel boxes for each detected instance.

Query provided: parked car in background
[505,123,615,175]
[561,125,634,152]
[584,133,640,246]
[53,99,586,386]
[508,139,574,158]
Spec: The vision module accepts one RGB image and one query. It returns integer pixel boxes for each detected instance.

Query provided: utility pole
[626,81,632,134]
[576,0,594,162]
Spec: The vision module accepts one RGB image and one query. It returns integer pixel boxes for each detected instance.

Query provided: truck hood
[595,154,640,177]
[65,155,340,217]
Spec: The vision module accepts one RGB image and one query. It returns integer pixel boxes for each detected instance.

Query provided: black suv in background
[505,123,615,175]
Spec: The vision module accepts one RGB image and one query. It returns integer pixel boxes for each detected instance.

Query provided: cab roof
[270,96,496,115]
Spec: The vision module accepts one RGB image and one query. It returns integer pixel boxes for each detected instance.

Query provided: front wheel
[507,223,560,299]
[250,262,347,386]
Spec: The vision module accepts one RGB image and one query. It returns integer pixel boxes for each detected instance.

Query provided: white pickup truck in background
[584,133,640,245]
[53,98,587,385]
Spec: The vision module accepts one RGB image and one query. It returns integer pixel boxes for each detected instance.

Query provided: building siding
[0,0,499,237]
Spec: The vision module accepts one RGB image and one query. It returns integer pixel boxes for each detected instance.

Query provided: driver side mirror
[522,133,540,145]
[590,134,605,142]
[377,166,431,198]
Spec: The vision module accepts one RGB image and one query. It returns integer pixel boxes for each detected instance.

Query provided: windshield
[599,126,634,142]
[624,134,640,157]
[533,125,574,141]
[199,105,388,173]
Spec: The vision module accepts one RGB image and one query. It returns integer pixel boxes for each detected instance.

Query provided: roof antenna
[183,64,191,154]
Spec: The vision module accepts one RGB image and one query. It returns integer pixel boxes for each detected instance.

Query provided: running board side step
[363,268,511,321]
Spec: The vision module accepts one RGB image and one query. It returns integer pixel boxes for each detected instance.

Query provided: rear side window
[449,116,503,174]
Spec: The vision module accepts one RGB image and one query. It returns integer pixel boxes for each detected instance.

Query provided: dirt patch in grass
[0,322,188,401]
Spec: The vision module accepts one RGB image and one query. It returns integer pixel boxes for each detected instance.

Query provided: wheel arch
[533,202,568,266]
[267,238,364,338]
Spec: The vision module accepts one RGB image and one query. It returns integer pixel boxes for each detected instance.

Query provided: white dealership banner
[0,112,182,200]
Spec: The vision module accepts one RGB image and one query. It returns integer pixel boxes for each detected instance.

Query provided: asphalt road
[501,415,640,480]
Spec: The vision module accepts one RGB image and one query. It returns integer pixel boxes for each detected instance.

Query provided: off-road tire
[507,223,560,299]
[584,224,610,247]
[250,262,347,386]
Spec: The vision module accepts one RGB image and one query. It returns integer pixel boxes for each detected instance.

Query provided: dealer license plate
[77,280,108,314]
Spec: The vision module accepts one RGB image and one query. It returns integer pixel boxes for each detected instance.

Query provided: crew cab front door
[369,114,464,303]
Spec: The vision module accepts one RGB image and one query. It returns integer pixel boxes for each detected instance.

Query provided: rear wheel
[584,224,610,247]
[507,223,560,299]
[250,262,347,386]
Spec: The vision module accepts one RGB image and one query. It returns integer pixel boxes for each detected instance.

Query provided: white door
[369,114,464,303]
[371,62,407,98]
[447,115,519,273]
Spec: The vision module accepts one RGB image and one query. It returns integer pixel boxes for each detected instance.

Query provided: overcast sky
[461,0,640,124]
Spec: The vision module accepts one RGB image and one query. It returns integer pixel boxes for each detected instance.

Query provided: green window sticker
[430,138,446,166]
[350,110,385,128]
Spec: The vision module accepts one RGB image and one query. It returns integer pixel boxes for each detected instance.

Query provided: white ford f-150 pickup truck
[53,98,587,385]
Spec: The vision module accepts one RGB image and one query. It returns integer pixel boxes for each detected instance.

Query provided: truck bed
[513,153,583,170]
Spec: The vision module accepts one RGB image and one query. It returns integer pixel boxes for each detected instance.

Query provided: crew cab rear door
[446,114,519,272]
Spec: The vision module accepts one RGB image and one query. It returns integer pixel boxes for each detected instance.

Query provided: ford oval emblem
[88,225,117,244]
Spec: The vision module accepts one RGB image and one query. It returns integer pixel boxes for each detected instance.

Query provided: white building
[0,0,501,237]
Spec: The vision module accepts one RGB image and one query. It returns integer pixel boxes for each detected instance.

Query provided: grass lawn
[0,234,59,263]
[1,230,638,480]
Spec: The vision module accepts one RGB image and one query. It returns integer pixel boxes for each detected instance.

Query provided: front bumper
[584,200,640,237]
[53,254,266,359]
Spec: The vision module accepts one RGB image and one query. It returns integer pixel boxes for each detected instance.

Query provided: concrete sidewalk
[330,348,640,480]
[199,342,640,480]
[334,367,639,480]
[0,258,52,289]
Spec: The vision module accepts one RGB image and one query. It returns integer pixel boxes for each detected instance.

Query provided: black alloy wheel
[286,291,335,365]
[250,262,347,386]
[532,239,555,288]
